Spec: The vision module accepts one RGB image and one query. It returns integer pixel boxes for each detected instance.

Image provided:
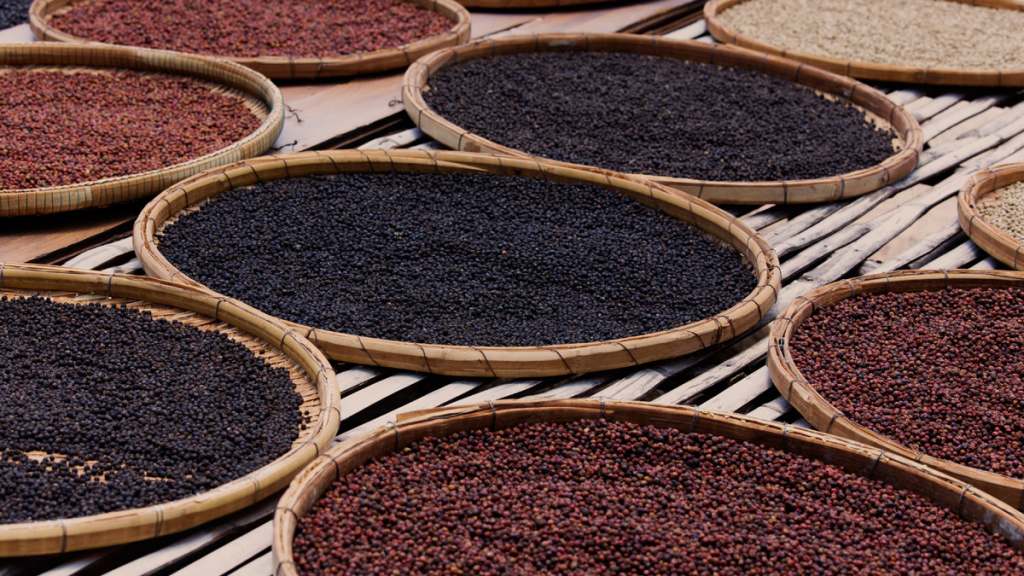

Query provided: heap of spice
[717,0,1024,71]
[976,182,1024,244]
[790,286,1024,478]
[47,0,453,59]
[0,0,30,28]
[0,296,304,523]
[0,68,262,190]
[156,171,757,347]
[293,419,1024,575]
[423,51,897,182]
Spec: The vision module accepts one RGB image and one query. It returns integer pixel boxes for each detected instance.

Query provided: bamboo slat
[273,399,1024,576]
[0,42,283,218]
[958,163,1024,269]
[402,33,923,205]
[29,0,471,80]
[134,149,780,379]
[704,0,1024,87]
[0,264,340,557]
[768,269,1024,507]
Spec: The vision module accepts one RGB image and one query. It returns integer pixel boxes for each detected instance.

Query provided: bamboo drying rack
[0,264,340,557]
[134,149,781,378]
[456,0,615,9]
[272,398,1024,575]
[769,269,1024,507]
[29,0,471,80]
[958,163,1024,269]
[0,42,283,217]
[403,33,923,205]
[705,0,1024,87]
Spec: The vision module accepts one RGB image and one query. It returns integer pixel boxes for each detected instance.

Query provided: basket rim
[704,0,1024,87]
[958,163,1024,270]
[768,269,1024,508]
[271,398,1024,576]
[134,149,782,379]
[401,32,923,205]
[29,0,472,80]
[0,263,340,557]
[0,41,284,217]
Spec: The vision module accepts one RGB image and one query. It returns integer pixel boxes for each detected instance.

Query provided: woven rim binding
[958,163,1024,270]
[705,0,1024,87]
[0,42,284,217]
[768,269,1024,508]
[30,0,471,80]
[402,33,923,205]
[0,264,340,557]
[134,149,782,379]
[272,398,1024,576]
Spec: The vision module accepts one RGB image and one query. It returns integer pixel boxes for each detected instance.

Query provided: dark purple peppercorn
[424,52,897,182]
[0,296,304,523]
[156,171,756,347]
[0,0,30,28]
[293,419,1024,575]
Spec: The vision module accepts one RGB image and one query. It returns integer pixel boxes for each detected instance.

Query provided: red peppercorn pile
[48,0,454,59]
[0,68,262,191]
[791,287,1024,479]
[0,296,304,523]
[293,419,1024,575]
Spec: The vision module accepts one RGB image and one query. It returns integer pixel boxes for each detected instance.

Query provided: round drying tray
[0,264,339,557]
[272,398,1024,575]
[0,42,282,218]
[30,0,471,80]
[402,33,923,205]
[769,269,1024,507]
[704,0,1024,87]
[959,163,1024,269]
[134,149,781,379]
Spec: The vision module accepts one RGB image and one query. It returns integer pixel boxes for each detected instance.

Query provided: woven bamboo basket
[403,33,922,205]
[769,269,1024,507]
[0,42,283,218]
[29,0,471,80]
[0,263,340,557]
[134,149,781,379]
[958,163,1024,269]
[705,0,1024,87]
[272,398,1024,575]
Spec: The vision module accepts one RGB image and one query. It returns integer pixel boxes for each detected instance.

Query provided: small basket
[958,163,1024,269]
[769,269,1024,507]
[134,149,781,379]
[30,0,471,80]
[272,398,1024,576]
[402,33,923,205]
[0,264,340,557]
[705,0,1024,87]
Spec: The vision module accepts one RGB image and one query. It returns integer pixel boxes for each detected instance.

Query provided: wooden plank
[0,205,136,264]
[746,396,790,421]
[336,367,382,395]
[338,373,426,421]
[699,365,772,412]
[339,380,481,441]
[229,553,272,576]
[62,237,134,270]
[452,380,543,404]
[0,24,32,43]
[170,521,273,576]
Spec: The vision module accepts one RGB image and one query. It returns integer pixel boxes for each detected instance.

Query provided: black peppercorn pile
[0,296,304,523]
[791,287,1024,479]
[0,0,30,28]
[424,52,897,182]
[293,419,1024,575]
[157,172,756,347]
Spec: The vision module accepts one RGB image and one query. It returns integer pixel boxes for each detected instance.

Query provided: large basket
[402,33,922,205]
[769,269,1024,507]
[958,163,1024,269]
[705,0,1024,87]
[0,264,340,557]
[134,149,781,379]
[272,399,1024,576]
[29,0,471,80]
[0,42,283,217]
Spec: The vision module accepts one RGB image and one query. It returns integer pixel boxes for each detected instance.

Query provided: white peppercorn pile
[718,0,1024,71]
[0,0,31,28]
[423,52,896,182]
[977,182,1024,244]
[293,419,1024,575]
[156,172,757,347]
[0,296,304,523]
[791,287,1024,478]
